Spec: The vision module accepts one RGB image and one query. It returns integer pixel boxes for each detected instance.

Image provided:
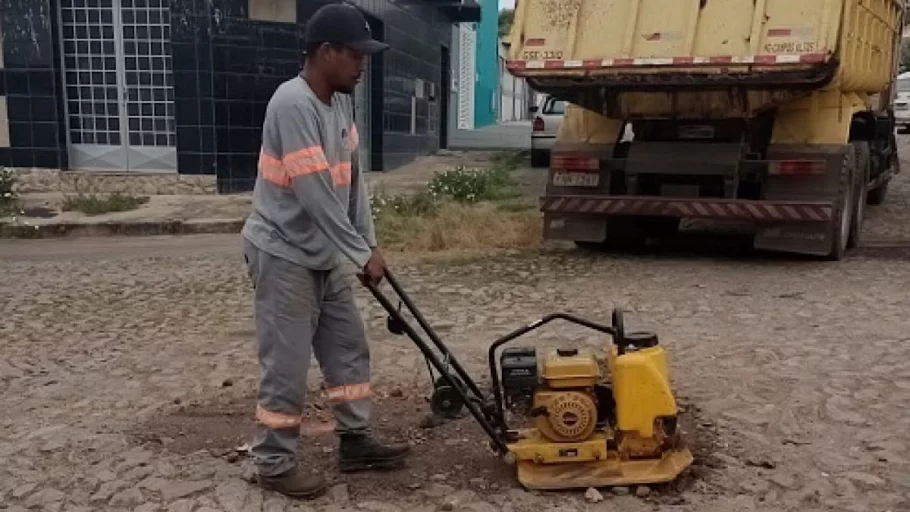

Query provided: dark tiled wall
[357,0,450,171]
[208,0,306,193]
[170,0,307,192]
[171,0,216,177]
[177,0,452,192]
[171,0,307,192]
[0,0,452,185]
[0,0,66,169]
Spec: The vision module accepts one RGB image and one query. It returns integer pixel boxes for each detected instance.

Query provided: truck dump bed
[507,0,902,99]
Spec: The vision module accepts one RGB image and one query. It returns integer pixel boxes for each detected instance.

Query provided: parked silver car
[895,72,910,133]
[530,96,567,167]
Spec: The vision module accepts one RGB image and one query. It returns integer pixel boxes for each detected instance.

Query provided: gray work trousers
[242,239,372,477]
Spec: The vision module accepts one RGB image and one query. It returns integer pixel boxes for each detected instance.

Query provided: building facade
[471,0,496,127]
[0,0,478,192]
[496,39,534,123]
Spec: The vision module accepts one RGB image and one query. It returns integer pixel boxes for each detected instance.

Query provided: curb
[0,219,245,239]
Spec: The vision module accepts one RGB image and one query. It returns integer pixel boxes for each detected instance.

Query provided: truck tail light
[551,154,599,170]
[769,160,827,176]
[533,117,545,132]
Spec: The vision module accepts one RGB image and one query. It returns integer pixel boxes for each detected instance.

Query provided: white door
[58,0,177,172]
[456,24,476,130]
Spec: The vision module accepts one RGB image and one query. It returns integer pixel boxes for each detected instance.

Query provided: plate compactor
[365,271,694,491]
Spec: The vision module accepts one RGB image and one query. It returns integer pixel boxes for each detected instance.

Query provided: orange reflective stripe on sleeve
[348,125,359,151]
[256,403,302,429]
[259,146,350,187]
[259,149,291,187]
[283,146,330,177]
[326,382,372,402]
[330,161,352,186]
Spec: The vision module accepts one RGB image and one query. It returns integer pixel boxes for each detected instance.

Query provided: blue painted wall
[473,0,498,128]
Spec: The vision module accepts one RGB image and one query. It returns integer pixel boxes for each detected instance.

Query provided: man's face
[325,45,365,94]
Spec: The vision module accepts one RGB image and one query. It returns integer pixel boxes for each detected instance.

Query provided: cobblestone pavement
[3,142,910,512]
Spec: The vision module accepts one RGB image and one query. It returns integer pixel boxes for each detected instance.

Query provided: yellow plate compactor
[366,271,693,490]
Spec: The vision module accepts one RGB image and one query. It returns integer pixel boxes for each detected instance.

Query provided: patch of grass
[427,165,520,204]
[62,192,150,216]
[495,198,537,213]
[0,167,22,218]
[490,150,527,171]
[370,188,439,219]
[369,152,540,253]
[376,201,540,253]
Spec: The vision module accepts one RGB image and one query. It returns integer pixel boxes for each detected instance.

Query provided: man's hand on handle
[360,247,386,286]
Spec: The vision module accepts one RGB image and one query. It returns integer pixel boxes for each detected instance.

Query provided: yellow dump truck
[507,0,904,259]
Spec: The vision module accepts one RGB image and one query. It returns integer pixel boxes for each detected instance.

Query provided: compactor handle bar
[363,269,509,453]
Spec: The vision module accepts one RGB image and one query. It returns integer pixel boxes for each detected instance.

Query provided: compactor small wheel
[430,377,466,419]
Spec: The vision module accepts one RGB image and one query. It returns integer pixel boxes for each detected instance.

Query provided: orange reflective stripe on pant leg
[326,382,372,402]
[256,403,302,429]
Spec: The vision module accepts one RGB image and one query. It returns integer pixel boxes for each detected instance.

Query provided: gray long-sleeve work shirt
[242,75,376,271]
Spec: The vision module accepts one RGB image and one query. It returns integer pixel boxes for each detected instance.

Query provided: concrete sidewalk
[2,150,531,239]
[448,121,531,151]
[1,193,252,239]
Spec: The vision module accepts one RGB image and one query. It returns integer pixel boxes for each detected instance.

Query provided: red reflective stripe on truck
[540,196,834,222]
[769,160,827,175]
[506,52,827,70]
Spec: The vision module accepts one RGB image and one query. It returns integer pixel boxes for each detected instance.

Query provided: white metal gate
[353,56,371,172]
[58,0,177,172]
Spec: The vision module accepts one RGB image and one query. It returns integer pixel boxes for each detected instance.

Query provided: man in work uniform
[240,2,410,499]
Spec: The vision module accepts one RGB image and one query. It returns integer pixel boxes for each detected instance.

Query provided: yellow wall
[249,0,295,23]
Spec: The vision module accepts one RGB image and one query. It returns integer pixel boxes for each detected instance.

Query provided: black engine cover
[500,347,538,413]
[501,347,538,388]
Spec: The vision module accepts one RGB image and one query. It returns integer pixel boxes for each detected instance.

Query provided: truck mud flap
[753,222,834,257]
[544,213,607,242]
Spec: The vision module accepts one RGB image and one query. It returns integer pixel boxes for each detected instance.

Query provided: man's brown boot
[258,467,327,499]
[338,433,411,473]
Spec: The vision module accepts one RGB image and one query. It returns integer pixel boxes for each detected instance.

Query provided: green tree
[498,9,514,38]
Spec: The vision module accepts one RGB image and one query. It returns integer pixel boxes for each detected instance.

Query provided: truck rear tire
[848,141,870,249]
[825,146,856,261]
[531,150,549,168]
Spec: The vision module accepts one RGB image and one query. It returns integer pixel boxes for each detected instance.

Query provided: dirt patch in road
[133,392,517,501]
[132,389,719,504]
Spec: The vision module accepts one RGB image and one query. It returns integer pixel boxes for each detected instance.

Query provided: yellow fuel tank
[607,343,678,439]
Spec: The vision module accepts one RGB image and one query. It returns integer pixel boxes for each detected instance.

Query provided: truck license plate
[553,171,599,187]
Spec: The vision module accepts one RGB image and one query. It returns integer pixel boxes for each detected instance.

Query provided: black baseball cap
[305,3,389,55]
